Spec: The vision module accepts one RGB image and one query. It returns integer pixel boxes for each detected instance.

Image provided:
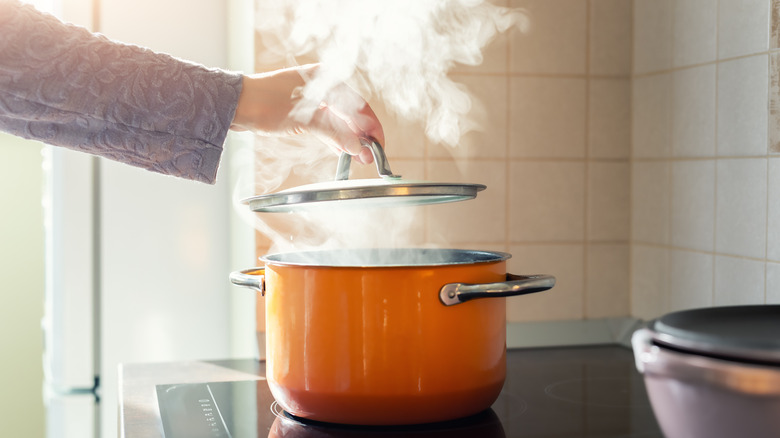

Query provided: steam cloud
[255,0,528,146]
[239,0,527,257]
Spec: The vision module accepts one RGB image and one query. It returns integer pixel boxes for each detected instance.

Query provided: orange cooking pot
[230,248,554,426]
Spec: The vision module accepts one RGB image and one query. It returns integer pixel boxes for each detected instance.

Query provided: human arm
[0,0,242,184]
[0,1,384,183]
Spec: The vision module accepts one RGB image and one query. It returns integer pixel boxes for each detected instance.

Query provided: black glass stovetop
[156,345,663,438]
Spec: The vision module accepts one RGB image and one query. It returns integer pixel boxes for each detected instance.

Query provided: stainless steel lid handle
[335,151,352,181]
[439,273,555,306]
[335,138,401,181]
[229,268,266,296]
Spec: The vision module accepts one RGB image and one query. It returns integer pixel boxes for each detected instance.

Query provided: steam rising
[239,0,527,257]
[255,0,528,145]
[232,136,425,255]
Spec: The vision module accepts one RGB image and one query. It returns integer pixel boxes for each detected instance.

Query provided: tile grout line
[632,154,777,161]
[450,72,632,79]
[628,0,635,318]
[504,0,513,321]
[666,0,676,313]
[631,240,780,264]
[765,2,774,302]
[343,155,778,163]
[423,81,430,245]
[583,0,592,320]
[505,0,512,257]
[509,240,632,246]
[712,0,721,306]
[634,50,777,79]
[766,155,770,303]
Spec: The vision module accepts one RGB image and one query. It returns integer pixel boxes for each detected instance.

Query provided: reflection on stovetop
[269,401,508,438]
[156,345,662,438]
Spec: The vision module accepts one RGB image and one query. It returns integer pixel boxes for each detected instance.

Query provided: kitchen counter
[119,345,662,437]
[119,359,265,437]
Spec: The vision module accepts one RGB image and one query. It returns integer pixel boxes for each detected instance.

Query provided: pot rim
[259,248,512,268]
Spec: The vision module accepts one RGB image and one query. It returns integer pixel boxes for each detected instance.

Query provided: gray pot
[632,305,780,438]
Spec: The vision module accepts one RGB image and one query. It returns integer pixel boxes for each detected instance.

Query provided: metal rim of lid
[245,138,487,212]
[650,305,780,366]
[244,182,487,213]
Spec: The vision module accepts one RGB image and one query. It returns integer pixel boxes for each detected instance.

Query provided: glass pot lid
[242,138,486,213]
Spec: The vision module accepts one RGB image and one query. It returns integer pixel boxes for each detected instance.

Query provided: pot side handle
[229,268,266,296]
[439,273,555,306]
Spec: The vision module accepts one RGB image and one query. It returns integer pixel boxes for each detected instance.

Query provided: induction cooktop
[156,345,662,438]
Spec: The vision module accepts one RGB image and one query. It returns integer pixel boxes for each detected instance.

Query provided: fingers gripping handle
[336,138,401,181]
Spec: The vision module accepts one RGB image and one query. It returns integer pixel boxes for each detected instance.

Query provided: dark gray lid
[651,305,780,365]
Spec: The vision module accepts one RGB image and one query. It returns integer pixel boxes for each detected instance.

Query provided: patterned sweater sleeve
[0,0,243,184]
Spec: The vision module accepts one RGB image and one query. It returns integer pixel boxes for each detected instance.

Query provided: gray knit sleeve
[0,0,243,184]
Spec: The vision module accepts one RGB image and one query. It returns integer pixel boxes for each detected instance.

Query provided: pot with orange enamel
[230,248,554,426]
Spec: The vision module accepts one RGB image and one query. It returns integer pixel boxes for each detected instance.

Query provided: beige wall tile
[586,244,630,318]
[589,79,631,159]
[587,162,630,241]
[510,0,587,74]
[718,0,770,59]
[426,159,506,245]
[624,0,780,321]
[507,244,584,321]
[769,53,780,154]
[430,75,508,160]
[673,0,717,67]
[767,262,780,303]
[449,0,511,73]
[589,0,632,76]
[717,55,769,157]
[716,159,768,259]
[769,158,780,261]
[671,160,715,252]
[368,100,427,160]
[773,0,780,49]
[451,34,508,75]
[672,65,716,157]
[633,0,672,74]
[632,74,671,158]
[714,256,766,306]
[631,162,670,245]
[631,245,670,319]
[510,77,587,158]
[509,162,585,242]
[669,250,713,312]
